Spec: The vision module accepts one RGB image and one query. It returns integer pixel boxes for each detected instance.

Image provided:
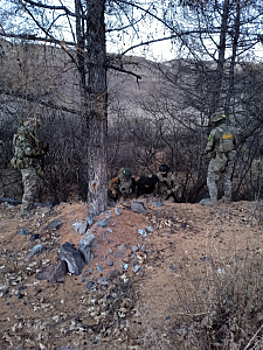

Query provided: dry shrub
[165,252,263,350]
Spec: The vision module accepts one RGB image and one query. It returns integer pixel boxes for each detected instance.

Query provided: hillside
[0,198,262,349]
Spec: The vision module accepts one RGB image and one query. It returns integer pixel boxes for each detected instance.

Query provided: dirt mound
[0,199,262,349]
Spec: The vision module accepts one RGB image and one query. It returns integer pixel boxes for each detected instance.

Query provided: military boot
[203,198,218,208]
[219,196,231,204]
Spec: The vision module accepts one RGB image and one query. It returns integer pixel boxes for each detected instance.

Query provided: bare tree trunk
[85,0,108,217]
[213,0,230,113]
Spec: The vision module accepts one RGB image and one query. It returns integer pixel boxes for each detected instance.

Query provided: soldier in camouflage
[203,112,237,207]
[109,168,135,202]
[157,164,182,202]
[11,118,47,214]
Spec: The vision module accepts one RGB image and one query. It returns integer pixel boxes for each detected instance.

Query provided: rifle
[162,180,181,202]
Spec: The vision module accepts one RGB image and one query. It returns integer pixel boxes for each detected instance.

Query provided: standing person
[109,168,135,202]
[157,164,182,202]
[202,112,237,207]
[11,118,48,215]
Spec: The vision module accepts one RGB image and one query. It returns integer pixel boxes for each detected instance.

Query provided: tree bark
[85,0,108,217]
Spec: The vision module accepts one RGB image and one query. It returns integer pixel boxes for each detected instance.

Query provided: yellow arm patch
[222,134,232,140]
[208,134,211,141]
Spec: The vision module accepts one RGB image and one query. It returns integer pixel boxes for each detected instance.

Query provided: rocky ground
[0,198,263,350]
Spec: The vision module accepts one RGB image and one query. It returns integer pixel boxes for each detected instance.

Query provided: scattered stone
[86,217,93,226]
[131,245,139,252]
[140,245,146,252]
[86,281,96,289]
[79,231,98,248]
[115,207,122,216]
[44,218,62,231]
[96,264,103,273]
[81,275,86,282]
[28,244,45,259]
[131,201,147,214]
[119,244,126,252]
[145,225,154,232]
[121,264,129,271]
[138,229,147,237]
[98,220,107,227]
[29,233,41,242]
[169,264,175,271]
[200,256,210,262]
[72,222,88,235]
[79,244,93,265]
[97,277,108,285]
[133,265,141,273]
[108,260,114,266]
[35,260,67,281]
[57,242,85,275]
[18,228,30,236]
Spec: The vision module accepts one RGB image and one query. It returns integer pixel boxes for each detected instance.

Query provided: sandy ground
[0,199,262,349]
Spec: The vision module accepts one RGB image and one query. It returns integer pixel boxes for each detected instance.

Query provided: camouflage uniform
[11,121,44,212]
[157,171,182,202]
[205,118,237,205]
[109,168,135,202]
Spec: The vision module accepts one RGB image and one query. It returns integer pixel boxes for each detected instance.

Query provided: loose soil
[0,199,262,349]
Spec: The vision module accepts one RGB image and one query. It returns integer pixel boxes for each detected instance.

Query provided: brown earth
[0,198,262,350]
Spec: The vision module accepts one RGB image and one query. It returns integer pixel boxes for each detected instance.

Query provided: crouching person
[136,174,158,200]
[157,164,182,202]
[109,168,135,203]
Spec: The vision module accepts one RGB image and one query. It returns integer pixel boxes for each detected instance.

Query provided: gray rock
[86,281,96,289]
[119,244,126,252]
[28,244,45,259]
[72,222,88,235]
[146,225,154,232]
[96,264,103,273]
[131,201,147,214]
[115,207,123,216]
[44,218,62,231]
[19,228,30,236]
[131,245,139,252]
[140,245,146,252]
[35,260,67,281]
[57,242,85,275]
[79,231,98,248]
[86,217,93,226]
[98,220,107,227]
[133,265,141,273]
[121,263,129,271]
[138,229,147,236]
[79,245,94,265]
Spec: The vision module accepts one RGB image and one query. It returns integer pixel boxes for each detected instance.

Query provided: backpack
[217,125,235,153]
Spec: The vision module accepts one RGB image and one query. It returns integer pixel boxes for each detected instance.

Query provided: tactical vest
[158,172,173,195]
[216,124,235,153]
[11,129,36,169]
[118,174,133,194]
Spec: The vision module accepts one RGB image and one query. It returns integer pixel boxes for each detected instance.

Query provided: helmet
[211,112,226,123]
[122,168,132,177]
[159,164,169,173]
